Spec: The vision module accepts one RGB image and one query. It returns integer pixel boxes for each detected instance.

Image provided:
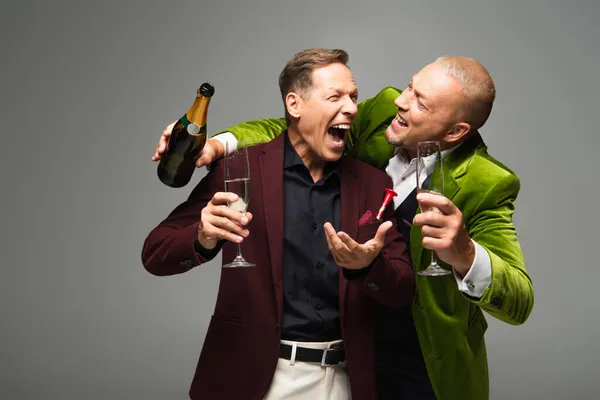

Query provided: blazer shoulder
[456,151,521,203]
[248,141,270,154]
[468,149,520,183]
[377,85,402,99]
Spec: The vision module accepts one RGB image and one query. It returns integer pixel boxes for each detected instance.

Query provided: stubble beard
[385,128,405,147]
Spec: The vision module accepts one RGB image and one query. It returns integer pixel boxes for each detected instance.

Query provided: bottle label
[187,123,200,135]
[181,113,206,136]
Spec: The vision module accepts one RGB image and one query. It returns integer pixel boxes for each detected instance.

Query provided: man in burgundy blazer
[142,48,413,399]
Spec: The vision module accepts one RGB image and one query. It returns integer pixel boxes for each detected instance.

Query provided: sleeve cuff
[212,131,238,156]
[194,235,224,259]
[453,240,492,298]
[343,261,375,281]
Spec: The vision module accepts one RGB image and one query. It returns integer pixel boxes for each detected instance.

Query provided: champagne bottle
[157,83,215,188]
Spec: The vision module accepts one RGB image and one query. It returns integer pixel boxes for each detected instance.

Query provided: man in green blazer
[153,56,534,399]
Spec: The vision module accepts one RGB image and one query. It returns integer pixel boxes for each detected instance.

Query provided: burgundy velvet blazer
[142,134,414,399]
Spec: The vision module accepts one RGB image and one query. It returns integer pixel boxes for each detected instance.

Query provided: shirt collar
[283,131,340,178]
[394,142,462,164]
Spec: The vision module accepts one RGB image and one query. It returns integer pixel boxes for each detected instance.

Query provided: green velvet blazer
[215,86,534,400]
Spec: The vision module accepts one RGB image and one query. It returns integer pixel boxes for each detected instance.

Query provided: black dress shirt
[281,132,342,342]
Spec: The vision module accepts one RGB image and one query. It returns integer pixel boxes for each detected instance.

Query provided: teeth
[331,124,351,129]
[396,115,407,125]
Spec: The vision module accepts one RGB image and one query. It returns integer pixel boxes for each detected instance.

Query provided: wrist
[197,228,216,250]
[208,138,225,160]
[453,236,476,278]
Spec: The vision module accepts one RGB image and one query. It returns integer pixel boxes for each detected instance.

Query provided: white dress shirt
[215,133,492,298]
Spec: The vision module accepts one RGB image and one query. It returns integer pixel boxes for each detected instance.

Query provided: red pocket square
[359,210,377,226]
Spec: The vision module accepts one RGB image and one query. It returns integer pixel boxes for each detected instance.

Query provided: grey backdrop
[2,0,599,399]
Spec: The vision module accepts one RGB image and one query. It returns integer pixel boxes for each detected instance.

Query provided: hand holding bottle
[152,122,224,168]
[155,83,218,187]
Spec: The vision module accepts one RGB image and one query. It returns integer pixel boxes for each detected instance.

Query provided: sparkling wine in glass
[416,141,451,277]
[223,141,255,268]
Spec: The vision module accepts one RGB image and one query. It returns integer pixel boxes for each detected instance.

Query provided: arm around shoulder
[212,118,287,148]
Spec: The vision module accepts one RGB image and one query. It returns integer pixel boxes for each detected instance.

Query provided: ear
[285,92,302,119]
[443,122,471,144]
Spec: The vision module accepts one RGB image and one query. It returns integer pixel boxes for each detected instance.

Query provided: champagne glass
[223,141,255,268]
[416,141,451,277]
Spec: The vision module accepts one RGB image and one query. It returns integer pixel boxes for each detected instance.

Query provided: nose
[394,92,410,111]
[341,96,358,117]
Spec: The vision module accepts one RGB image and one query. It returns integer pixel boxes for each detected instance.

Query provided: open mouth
[395,114,408,128]
[328,123,350,146]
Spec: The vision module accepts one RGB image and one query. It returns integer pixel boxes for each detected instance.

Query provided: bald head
[434,56,496,131]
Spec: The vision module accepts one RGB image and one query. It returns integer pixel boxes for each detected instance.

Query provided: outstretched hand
[324,221,393,270]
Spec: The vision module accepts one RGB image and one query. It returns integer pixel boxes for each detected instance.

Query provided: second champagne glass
[223,141,255,268]
[416,141,451,277]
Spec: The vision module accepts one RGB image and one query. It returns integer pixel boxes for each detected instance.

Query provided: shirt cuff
[453,240,492,298]
[212,131,238,156]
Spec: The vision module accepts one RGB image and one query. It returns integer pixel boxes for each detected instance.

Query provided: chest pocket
[356,221,381,244]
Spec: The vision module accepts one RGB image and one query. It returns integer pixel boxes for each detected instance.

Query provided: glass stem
[431,251,438,267]
[237,210,246,259]
[236,243,243,259]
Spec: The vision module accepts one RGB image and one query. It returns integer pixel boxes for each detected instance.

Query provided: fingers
[413,210,463,235]
[195,138,226,168]
[416,192,455,215]
[336,232,360,262]
[211,191,238,206]
[324,223,362,265]
[152,121,176,161]
[324,223,347,260]
[196,152,211,168]
[420,224,445,239]
[337,231,359,251]
[372,221,393,244]
[201,211,249,243]
[324,222,343,250]
[210,192,249,225]
[421,236,452,252]
[210,138,225,159]
[413,211,446,228]
[199,193,253,244]
[196,139,214,168]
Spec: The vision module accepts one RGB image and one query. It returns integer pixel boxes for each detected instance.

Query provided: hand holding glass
[416,141,451,276]
[223,141,255,268]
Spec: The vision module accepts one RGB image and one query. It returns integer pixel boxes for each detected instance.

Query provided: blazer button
[367,282,379,292]
[180,260,193,268]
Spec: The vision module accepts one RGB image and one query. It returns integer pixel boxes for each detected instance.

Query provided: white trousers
[263,339,351,400]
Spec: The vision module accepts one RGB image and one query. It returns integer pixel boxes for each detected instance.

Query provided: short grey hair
[435,56,496,130]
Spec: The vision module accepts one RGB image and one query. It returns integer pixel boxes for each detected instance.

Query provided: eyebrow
[409,79,428,101]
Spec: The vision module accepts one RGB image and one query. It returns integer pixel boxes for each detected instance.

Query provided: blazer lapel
[259,135,285,325]
[338,155,359,317]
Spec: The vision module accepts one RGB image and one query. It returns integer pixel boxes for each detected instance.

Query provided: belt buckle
[320,347,339,366]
